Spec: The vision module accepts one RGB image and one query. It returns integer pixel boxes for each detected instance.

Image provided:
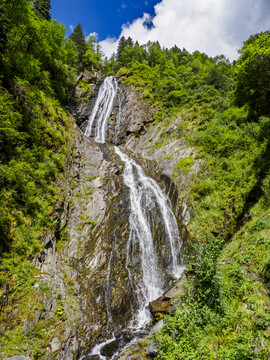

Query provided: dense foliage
[0,1,101,356]
[235,31,270,117]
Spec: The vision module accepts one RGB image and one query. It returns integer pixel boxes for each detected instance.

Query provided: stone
[47,311,55,319]
[149,296,172,316]
[147,340,159,359]
[64,325,71,341]
[100,338,121,357]
[22,322,31,333]
[81,355,100,360]
[150,319,164,335]
[50,337,62,353]
[49,298,57,311]
[33,310,42,324]
[163,274,186,299]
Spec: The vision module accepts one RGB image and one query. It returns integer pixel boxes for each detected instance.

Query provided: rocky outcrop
[75,78,199,233]
[149,273,186,317]
[18,77,197,359]
[69,70,102,127]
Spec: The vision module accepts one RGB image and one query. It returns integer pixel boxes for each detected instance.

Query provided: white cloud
[101,37,119,58]
[100,0,270,61]
[69,24,74,32]
[87,32,99,41]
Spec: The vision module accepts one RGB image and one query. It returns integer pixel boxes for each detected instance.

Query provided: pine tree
[116,36,126,62]
[33,0,51,21]
[69,23,87,68]
[126,36,134,47]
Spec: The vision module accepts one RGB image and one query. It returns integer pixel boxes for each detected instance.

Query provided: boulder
[150,319,164,335]
[149,296,172,316]
[50,337,61,353]
[163,274,186,298]
[100,338,121,357]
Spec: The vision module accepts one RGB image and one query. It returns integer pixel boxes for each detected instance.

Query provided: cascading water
[114,147,184,328]
[84,77,184,359]
[85,76,118,143]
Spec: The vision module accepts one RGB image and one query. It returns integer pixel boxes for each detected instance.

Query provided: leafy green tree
[205,67,228,90]
[83,49,102,70]
[33,0,51,20]
[235,31,270,117]
[0,3,9,54]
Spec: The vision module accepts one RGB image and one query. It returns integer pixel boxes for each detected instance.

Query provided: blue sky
[51,0,159,39]
[51,0,270,60]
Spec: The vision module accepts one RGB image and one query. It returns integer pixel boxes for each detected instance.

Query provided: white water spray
[85,76,118,143]
[114,146,184,328]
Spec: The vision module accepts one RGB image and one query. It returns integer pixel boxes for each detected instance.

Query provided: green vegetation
[0,0,101,356]
[235,31,270,116]
[0,1,269,357]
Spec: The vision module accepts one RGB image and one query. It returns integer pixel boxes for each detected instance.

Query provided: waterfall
[83,76,184,358]
[85,76,118,143]
[114,147,184,328]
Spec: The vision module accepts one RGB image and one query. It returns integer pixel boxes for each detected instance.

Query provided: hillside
[0,1,270,359]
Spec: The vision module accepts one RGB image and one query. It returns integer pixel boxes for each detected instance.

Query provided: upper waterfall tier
[84,76,118,143]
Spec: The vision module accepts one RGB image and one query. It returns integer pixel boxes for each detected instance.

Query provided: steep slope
[1,17,269,359]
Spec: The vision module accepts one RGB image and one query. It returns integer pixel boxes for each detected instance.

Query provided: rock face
[77,79,197,231]
[69,70,102,127]
[1,76,195,359]
[70,78,193,356]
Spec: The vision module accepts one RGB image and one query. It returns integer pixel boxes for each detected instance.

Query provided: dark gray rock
[147,340,159,359]
[81,355,100,360]
[100,338,122,357]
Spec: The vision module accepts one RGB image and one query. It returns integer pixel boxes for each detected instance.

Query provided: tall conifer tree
[33,0,51,21]
[116,36,126,62]
[69,23,87,68]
